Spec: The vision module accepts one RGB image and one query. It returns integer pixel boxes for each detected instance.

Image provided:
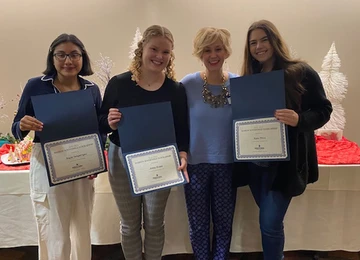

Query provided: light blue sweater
[181,72,238,165]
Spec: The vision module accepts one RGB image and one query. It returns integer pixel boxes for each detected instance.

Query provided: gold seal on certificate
[125,145,185,195]
[234,117,288,161]
[43,133,106,185]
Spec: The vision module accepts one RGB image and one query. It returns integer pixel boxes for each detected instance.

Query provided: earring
[224,60,230,71]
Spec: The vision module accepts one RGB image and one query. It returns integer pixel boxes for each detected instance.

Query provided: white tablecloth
[1,165,360,254]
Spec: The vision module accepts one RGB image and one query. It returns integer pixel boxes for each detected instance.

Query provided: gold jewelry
[202,73,229,108]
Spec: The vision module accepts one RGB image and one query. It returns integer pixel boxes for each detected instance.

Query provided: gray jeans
[108,143,170,260]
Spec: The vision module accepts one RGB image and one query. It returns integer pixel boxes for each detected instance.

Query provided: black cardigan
[233,64,332,197]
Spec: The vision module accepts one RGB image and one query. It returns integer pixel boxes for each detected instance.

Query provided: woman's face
[141,36,172,74]
[249,29,274,67]
[201,39,228,73]
[53,42,83,78]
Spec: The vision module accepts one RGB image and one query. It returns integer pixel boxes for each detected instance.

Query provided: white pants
[30,143,94,260]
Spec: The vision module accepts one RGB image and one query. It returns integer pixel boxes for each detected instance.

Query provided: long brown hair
[241,20,306,110]
[129,25,176,82]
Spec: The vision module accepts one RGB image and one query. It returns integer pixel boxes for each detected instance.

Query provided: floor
[0,245,360,260]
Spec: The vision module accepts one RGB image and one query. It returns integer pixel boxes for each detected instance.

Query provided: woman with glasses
[12,33,102,260]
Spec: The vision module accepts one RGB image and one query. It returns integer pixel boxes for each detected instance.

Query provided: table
[1,165,360,254]
[0,171,121,248]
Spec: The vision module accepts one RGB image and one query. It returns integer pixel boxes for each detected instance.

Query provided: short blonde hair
[129,25,176,81]
[193,27,232,59]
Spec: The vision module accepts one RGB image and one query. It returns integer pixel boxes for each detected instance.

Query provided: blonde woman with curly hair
[99,25,189,260]
[180,27,238,260]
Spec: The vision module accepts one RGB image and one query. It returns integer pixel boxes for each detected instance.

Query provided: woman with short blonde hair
[181,27,237,260]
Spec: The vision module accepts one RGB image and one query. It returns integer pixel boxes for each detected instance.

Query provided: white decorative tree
[318,42,348,132]
[0,94,8,122]
[94,53,114,97]
[129,27,142,60]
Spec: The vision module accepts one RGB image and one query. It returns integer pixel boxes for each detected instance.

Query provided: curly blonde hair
[129,25,176,82]
[193,27,232,60]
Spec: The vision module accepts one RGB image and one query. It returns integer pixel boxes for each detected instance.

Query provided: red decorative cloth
[0,144,31,170]
[2,136,357,170]
[315,135,360,165]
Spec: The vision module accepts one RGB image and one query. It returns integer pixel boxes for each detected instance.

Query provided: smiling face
[53,42,83,79]
[249,29,275,69]
[200,39,229,73]
[141,36,172,74]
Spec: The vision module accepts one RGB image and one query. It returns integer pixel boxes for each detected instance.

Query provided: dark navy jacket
[12,74,102,143]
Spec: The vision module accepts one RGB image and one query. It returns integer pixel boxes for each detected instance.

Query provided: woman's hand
[275,109,299,127]
[19,115,43,131]
[108,108,122,130]
[178,152,189,183]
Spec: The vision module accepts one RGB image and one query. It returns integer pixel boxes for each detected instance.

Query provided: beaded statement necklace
[202,73,229,108]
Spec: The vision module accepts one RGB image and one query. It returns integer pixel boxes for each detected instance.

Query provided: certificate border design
[44,133,106,184]
[125,145,184,195]
[234,117,288,160]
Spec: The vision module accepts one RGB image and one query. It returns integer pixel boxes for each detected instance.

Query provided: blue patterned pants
[184,163,236,260]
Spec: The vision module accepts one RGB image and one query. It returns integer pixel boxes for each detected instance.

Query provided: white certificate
[125,145,185,195]
[234,117,288,161]
[43,133,106,185]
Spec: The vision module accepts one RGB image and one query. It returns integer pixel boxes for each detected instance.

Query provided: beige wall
[1,0,359,143]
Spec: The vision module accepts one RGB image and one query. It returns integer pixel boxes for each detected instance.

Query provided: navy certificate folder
[117,101,186,196]
[230,70,286,119]
[230,70,289,162]
[118,101,176,153]
[31,90,106,186]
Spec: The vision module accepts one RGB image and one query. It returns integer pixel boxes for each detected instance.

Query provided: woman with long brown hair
[235,20,332,260]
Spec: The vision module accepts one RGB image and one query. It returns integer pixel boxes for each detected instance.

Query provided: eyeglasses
[53,52,82,62]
